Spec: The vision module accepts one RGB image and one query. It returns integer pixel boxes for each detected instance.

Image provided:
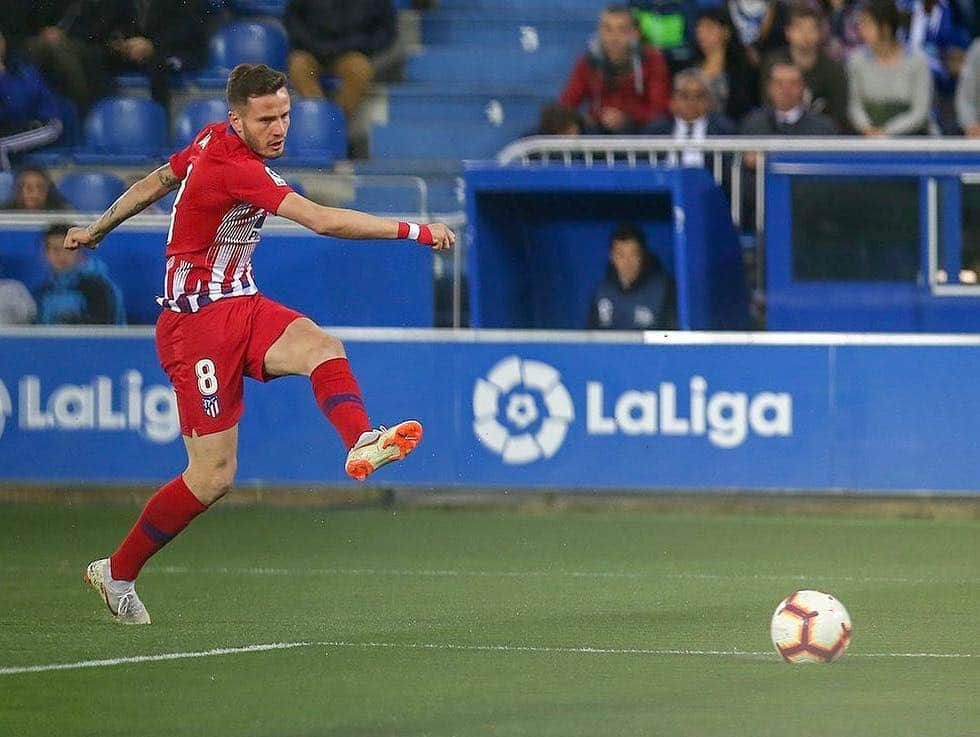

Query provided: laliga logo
[473,356,574,465]
[0,380,11,441]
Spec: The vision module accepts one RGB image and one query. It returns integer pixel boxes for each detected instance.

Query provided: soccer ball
[770,589,852,663]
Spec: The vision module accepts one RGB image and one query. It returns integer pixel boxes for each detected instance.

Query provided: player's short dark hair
[788,3,823,25]
[603,3,637,24]
[610,222,647,249]
[43,222,72,245]
[859,0,905,39]
[226,64,288,110]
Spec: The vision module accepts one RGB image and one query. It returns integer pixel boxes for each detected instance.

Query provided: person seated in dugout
[588,222,678,331]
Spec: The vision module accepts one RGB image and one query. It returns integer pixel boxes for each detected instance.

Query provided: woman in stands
[692,7,759,123]
[848,0,933,136]
[0,167,70,211]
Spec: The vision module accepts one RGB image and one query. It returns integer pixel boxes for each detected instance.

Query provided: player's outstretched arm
[64,164,182,250]
[277,192,455,250]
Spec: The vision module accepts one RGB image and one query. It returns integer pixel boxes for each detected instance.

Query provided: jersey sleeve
[225,159,294,213]
[168,124,217,179]
[168,140,196,180]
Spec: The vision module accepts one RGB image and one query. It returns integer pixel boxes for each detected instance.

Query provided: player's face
[611,238,644,288]
[786,16,821,53]
[768,66,805,111]
[232,87,291,159]
[599,11,636,63]
[17,171,49,210]
[671,78,710,122]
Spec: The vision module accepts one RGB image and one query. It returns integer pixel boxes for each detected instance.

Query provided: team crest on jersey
[197,131,213,149]
[265,166,287,187]
[202,394,220,418]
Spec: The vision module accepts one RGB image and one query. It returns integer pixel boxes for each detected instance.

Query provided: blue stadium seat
[280,98,346,167]
[349,182,428,215]
[174,98,230,149]
[387,88,544,129]
[371,119,527,160]
[230,0,286,15]
[0,171,13,205]
[421,17,594,47]
[57,172,126,212]
[406,47,576,85]
[76,97,167,164]
[197,20,288,87]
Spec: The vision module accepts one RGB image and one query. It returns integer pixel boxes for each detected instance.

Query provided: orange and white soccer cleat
[345,420,423,481]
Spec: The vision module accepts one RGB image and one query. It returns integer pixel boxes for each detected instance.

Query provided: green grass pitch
[0,501,977,736]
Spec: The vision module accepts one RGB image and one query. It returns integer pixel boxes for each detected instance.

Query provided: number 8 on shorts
[195,359,219,396]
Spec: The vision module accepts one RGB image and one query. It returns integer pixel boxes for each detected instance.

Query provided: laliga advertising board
[2,331,980,492]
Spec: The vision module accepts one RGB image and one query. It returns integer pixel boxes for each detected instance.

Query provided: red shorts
[156,294,304,437]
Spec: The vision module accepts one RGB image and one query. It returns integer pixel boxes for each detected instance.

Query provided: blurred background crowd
[1,0,979,328]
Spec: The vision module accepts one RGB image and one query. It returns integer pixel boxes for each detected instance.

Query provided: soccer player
[68,64,455,624]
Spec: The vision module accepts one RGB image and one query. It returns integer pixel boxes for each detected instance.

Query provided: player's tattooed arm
[65,164,181,250]
[155,165,181,192]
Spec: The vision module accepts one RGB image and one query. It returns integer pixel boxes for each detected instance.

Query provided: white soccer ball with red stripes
[770,589,853,663]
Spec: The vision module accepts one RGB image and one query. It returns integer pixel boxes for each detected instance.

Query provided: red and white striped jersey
[157,123,293,313]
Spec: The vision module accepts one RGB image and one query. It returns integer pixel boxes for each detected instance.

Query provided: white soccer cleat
[83,558,151,625]
[345,420,423,481]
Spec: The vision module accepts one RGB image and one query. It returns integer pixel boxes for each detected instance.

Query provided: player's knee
[308,333,346,372]
[188,456,237,503]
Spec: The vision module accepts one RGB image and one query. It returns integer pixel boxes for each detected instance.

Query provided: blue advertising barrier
[0,328,977,493]
[0,225,433,327]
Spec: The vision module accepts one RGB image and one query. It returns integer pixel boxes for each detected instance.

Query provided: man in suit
[645,68,736,166]
[740,60,838,135]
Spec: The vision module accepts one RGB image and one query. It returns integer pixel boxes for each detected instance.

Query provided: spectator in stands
[285,0,404,119]
[646,69,737,167]
[3,1,103,114]
[588,223,677,330]
[823,0,864,59]
[693,7,760,123]
[0,31,63,170]
[765,5,850,131]
[537,104,585,136]
[0,260,36,325]
[848,0,932,136]
[34,223,125,325]
[955,38,980,136]
[0,167,69,211]
[744,61,839,134]
[905,0,970,96]
[727,0,789,65]
[61,0,211,117]
[559,4,671,133]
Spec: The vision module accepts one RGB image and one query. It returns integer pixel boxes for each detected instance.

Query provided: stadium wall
[0,328,977,494]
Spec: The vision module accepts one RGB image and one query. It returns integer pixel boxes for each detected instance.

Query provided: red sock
[311,357,371,449]
[109,476,207,581]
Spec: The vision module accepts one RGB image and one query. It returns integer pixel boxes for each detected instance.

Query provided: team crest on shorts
[202,394,220,418]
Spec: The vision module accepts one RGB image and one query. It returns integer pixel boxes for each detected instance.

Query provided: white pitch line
[0,640,974,676]
[4,564,977,585]
[0,642,313,676]
[140,566,980,586]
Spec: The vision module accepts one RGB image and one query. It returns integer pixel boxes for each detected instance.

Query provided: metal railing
[497,135,980,296]
[497,134,980,232]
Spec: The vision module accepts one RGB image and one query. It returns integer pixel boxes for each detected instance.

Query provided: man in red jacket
[559,4,671,133]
